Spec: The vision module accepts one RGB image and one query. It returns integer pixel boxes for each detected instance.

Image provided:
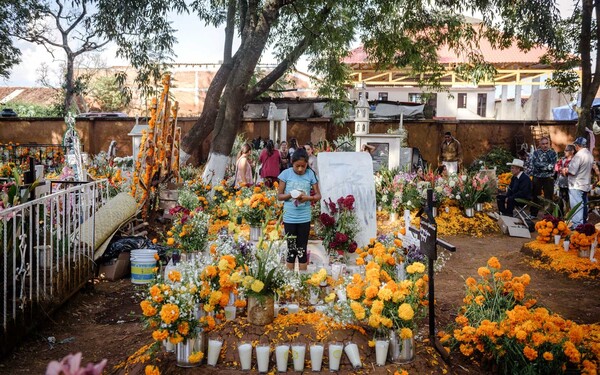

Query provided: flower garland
[523,241,600,279]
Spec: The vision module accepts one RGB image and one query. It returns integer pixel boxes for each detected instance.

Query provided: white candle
[310,343,324,371]
[375,340,389,366]
[344,342,361,368]
[287,303,299,314]
[207,338,223,366]
[291,343,306,371]
[274,303,280,317]
[331,263,342,280]
[275,344,289,372]
[255,344,270,373]
[224,305,236,321]
[328,342,343,371]
[564,240,570,252]
[238,342,252,370]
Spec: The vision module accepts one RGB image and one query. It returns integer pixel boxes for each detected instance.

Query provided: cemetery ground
[1,232,598,375]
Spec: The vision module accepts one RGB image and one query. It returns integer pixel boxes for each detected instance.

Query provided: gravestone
[317,152,377,247]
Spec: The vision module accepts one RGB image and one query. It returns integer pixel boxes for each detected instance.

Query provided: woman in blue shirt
[277,147,321,271]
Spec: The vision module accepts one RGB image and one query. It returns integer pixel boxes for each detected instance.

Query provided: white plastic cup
[256,344,270,373]
[238,342,252,371]
[344,342,361,368]
[287,303,299,314]
[291,343,306,371]
[310,343,324,372]
[328,342,343,371]
[275,343,290,373]
[554,234,561,245]
[375,339,389,366]
[207,337,223,366]
[563,240,570,252]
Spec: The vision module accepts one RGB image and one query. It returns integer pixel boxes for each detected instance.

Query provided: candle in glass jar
[275,343,289,372]
[344,342,361,368]
[238,342,252,370]
[328,342,343,371]
[291,343,306,371]
[310,343,324,371]
[207,338,223,366]
[255,344,270,373]
[375,339,389,366]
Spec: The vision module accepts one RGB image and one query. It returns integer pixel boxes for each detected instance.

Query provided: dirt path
[0,234,598,375]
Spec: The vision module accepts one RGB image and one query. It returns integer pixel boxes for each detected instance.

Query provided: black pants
[558,186,570,216]
[497,194,518,216]
[531,177,554,216]
[284,222,310,264]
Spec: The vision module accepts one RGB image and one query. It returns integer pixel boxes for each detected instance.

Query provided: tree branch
[223,0,236,63]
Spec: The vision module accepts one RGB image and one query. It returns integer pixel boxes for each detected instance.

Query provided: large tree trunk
[577,0,600,137]
[201,0,280,185]
[64,53,75,113]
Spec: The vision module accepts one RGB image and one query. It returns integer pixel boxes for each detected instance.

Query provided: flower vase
[250,226,262,241]
[579,246,591,258]
[389,330,415,364]
[475,202,484,212]
[176,337,201,368]
[247,295,275,325]
[464,207,475,218]
[389,212,398,222]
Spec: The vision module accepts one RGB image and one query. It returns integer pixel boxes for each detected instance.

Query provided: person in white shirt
[563,137,594,228]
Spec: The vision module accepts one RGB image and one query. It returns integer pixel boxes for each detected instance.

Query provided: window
[457,93,467,108]
[358,92,369,100]
[378,92,388,101]
[477,93,487,117]
[408,93,421,103]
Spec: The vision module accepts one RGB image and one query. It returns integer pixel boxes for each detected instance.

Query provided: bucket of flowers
[317,195,359,262]
[140,265,206,367]
[570,223,597,257]
[235,185,280,239]
[233,227,299,325]
[342,258,428,363]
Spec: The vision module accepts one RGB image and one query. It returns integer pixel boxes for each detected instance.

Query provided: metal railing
[1,179,109,350]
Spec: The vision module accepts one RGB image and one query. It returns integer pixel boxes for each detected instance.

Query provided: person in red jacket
[259,139,282,188]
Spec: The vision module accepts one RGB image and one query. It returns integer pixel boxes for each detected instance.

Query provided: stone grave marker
[317,152,377,247]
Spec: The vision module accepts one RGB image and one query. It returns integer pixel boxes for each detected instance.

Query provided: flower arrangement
[534,214,570,243]
[343,259,428,337]
[457,174,486,208]
[235,185,280,227]
[140,267,204,353]
[442,257,600,375]
[318,195,359,258]
[165,207,210,253]
[570,223,597,250]
[46,352,107,375]
[497,172,512,191]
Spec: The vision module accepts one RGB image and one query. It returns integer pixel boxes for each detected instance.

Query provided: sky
[0,1,578,88]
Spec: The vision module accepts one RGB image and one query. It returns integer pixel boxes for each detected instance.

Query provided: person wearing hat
[438,131,462,174]
[496,159,533,216]
[529,136,558,218]
[562,137,594,227]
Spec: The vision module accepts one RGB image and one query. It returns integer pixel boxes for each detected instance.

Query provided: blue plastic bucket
[130,249,157,284]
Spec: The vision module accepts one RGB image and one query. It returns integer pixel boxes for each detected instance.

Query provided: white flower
[455,194,461,200]
[449,180,456,188]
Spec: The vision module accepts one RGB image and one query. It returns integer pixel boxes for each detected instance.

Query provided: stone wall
[0,117,582,167]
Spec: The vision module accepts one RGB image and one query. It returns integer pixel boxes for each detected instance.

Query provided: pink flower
[45,353,107,375]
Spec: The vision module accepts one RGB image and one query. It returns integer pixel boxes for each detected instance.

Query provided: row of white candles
[205,339,373,371]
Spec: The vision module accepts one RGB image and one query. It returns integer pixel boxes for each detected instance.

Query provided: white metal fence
[1,179,109,339]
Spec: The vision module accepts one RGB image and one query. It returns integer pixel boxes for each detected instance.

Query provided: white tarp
[552,98,600,121]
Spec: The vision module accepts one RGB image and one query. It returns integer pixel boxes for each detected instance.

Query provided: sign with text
[419,220,437,260]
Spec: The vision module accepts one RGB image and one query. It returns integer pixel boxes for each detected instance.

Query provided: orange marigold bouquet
[570,223,597,251]
[235,185,280,226]
[139,262,206,362]
[534,215,570,243]
[441,257,600,375]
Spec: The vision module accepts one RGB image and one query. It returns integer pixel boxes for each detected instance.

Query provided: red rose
[327,198,337,214]
[348,241,358,253]
[334,232,348,244]
[319,213,335,227]
[343,195,355,210]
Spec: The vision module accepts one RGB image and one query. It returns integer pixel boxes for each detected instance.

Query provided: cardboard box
[99,252,130,281]
[498,215,531,238]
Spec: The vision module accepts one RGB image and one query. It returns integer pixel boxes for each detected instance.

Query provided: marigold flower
[397,303,414,321]
[543,351,554,361]
[168,270,181,282]
[477,267,491,278]
[188,351,204,363]
[523,346,538,361]
[152,330,169,341]
[145,365,160,375]
[400,327,413,339]
[140,300,157,317]
[177,321,190,336]
[406,262,425,274]
[160,303,180,324]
